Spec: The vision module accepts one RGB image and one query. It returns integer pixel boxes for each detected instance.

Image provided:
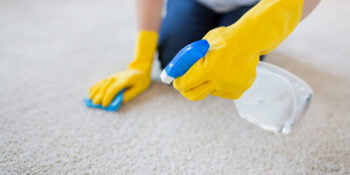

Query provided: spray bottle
[160,40,313,134]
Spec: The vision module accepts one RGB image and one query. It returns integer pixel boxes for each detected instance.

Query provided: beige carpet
[1,0,349,174]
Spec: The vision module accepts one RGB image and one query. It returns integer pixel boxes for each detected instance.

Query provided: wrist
[128,31,159,73]
[222,0,303,55]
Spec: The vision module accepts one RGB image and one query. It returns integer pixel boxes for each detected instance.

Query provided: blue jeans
[158,0,257,69]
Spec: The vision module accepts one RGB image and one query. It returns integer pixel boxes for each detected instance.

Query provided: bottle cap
[160,70,174,84]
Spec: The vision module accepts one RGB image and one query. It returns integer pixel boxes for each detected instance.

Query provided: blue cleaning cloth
[83,89,125,112]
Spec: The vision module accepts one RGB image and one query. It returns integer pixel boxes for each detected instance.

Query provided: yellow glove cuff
[128,31,159,73]
[225,0,304,55]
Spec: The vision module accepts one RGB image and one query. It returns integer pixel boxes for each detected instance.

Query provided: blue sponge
[83,89,125,112]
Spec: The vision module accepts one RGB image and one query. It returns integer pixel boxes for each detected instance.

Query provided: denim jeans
[158,0,257,69]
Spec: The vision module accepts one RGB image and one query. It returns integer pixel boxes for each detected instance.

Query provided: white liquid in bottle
[234,62,313,134]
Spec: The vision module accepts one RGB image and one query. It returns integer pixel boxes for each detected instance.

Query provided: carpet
[1,0,349,174]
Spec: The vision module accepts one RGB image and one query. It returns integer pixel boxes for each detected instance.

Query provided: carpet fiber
[1,0,349,174]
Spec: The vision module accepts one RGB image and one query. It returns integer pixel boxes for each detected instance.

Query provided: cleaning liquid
[234,62,313,134]
[160,40,313,134]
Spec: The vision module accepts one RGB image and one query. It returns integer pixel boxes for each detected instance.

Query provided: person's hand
[173,0,304,100]
[173,27,259,100]
[89,68,151,106]
[88,31,158,107]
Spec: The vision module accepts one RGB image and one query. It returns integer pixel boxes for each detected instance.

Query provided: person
[88,0,320,107]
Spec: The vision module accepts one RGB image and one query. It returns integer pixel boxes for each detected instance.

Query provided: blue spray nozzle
[83,89,125,112]
[160,39,210,84]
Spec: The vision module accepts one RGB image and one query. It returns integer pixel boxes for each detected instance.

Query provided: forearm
[129,0,162,72]
[137,0,163,32]
[302,0,321,19]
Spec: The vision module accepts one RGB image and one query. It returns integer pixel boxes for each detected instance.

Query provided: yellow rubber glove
[173,0,304,100]
[89,31,158,107]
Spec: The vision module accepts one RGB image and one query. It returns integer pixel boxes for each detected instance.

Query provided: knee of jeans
[157,46,173,69]
[260,55,266,61]
[157,33,192,69]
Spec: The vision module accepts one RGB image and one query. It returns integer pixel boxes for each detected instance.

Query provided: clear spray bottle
[160,40,313,134]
